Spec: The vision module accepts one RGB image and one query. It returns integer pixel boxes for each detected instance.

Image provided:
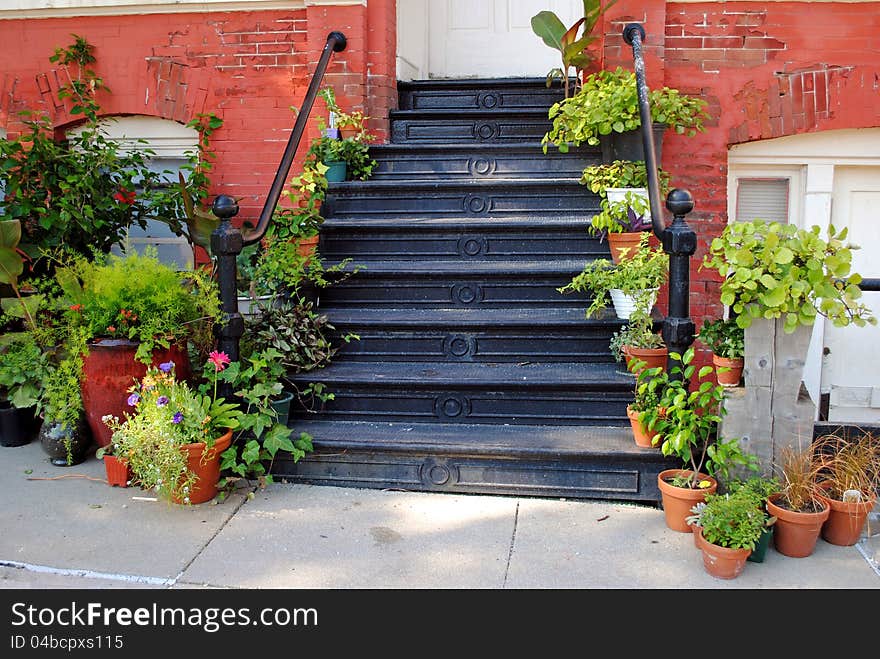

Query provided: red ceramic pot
[80,339,191,448]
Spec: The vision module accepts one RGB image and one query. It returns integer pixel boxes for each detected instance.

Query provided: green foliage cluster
[0,335,49,408]
[638,348,758,489]
[702,219,876,333]
[580,160,670,196]
[588,191,651,239]
[542,67,710,153]
[54,248,221,362]
[698,486,770,551]
[698,317,744,360]
[609,309,664,363]
[530,0,619,98]
[559,233,668,318]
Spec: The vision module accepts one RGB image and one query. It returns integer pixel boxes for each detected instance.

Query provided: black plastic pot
[747,525,773,563]
[600,122,666,164]
[0,402,41,447]
[39,415,92,466]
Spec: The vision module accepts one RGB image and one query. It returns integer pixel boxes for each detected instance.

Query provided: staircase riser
[398,85,564,111]
[324,188,599,219]
[391,117,552,144]
[319,231,603,261]
[274,450,666,502]
[369,149,597,180]
[318,274,591,308]
[331,329,617,363]
[289,385,631,426]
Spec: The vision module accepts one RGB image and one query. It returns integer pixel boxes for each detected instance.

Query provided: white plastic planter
[609,288,658,319]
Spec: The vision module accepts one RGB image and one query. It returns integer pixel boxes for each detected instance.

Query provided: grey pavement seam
[0,560,173,586]
[502,501,519,589]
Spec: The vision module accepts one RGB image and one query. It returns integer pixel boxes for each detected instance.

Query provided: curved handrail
[242,30,347,246]
[622,23,665,239]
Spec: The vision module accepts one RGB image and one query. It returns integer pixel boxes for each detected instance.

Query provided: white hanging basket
[609,288,658,319]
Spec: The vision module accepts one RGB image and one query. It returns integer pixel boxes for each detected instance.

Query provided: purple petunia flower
[172,412,184,424]
[127,393,140,407]
[159,361,175,373]
[156,395,169,407]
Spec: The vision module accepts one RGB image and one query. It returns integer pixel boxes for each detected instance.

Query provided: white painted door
[424,0,583,78]
[823,166,880,423]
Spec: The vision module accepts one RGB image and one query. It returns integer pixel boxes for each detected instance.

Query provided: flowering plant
[102,351,242,502]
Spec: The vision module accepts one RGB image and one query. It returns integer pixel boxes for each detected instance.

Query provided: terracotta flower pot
[607,231,644,264]
[712,354,744,387]
[172,429,233,505]
[696,527,752,580]
[104,455,131,488]
[817,484,876,546]
[657,469,718,533]
[81,339,191,448]
[766,493,831,558]
[338,126,359,139]
[296,234,320,260]
[626,405,659,448]
[624,345,668,375]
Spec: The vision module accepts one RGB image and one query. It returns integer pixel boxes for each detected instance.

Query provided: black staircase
[273,77,676,503]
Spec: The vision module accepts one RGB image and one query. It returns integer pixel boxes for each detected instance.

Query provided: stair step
[317,258,596,308]
[285,361,635,426]
[324,178,599,219]
[368,143,599,180]
[390,108,553,144]
[325,307,621,363]
[397,77,566,112]
[319,215,606,261]
[273,420,675,502]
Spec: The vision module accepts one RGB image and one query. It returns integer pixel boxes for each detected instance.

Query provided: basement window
[734,177,790,224]
[67,116,199,270]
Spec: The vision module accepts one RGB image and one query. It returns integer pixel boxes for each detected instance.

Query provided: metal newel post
[661,189,697,377]
[211,194,244,397]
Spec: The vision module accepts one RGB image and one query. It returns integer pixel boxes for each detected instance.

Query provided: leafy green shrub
[698,317,744,359]
[542,67,710,153]
[702,219,876,333]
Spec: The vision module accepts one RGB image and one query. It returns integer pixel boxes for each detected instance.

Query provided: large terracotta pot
[296,235,320,261]
[817,485,876,547]
[712,354,744,387]
[626,405,659,448]
[767,493,831,558]
[657,469,718,533]
[173,429,233,505]
[80,339,191,448]
[696,527,752,580]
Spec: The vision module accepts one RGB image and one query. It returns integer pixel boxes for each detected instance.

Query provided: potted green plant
[591,193,654,265]
[542,66,710,162]
[319,86,369,139]
[698,317,745,387]
[626,360,662,448]
[641,347,759,531]
[52,248,221,448]
[609,309,666,374]
[726,475,780,563]
[529,0,619,98]
[812,430,879,546]
[558,232,668,320]
[104,353,243,504]
[0,335,49,447]
[702,219,876,334]
[694,486,769,579]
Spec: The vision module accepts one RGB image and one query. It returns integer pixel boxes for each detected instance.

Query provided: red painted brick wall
[0,5,396,231]
[2,2,879,359]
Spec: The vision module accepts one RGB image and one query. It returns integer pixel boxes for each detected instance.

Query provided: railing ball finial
[328,31,347,52]
[212,194,239,221]
[622,23,646,46]
[666,188,695,218]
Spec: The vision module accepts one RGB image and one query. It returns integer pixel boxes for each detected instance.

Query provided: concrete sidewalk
[1,440,878,589]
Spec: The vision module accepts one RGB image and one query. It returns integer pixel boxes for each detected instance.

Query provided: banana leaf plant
[530,0,618,98]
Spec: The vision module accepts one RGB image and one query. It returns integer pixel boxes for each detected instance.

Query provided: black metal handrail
[210,31,347,370]
[622,23,696,374]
